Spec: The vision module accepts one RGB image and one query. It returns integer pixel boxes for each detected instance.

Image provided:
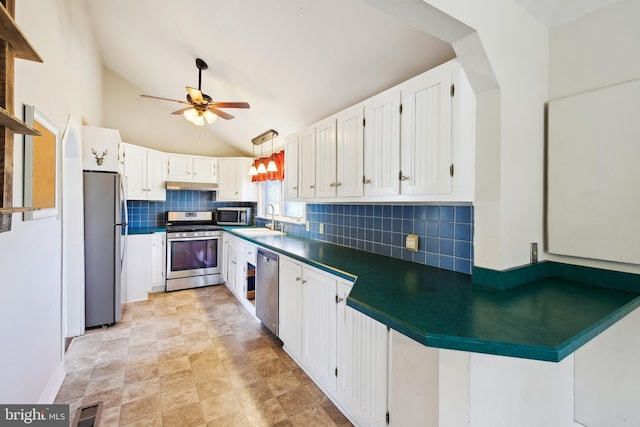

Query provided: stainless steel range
[165,211,222,291]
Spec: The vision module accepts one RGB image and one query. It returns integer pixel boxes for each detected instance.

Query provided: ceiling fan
[140,58,250,125]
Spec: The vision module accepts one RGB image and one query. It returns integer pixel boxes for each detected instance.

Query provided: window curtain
[251,150,285,182]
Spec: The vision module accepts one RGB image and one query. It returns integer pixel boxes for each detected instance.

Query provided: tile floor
[55,285,352,427]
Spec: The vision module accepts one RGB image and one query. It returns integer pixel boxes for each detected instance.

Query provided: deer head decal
[91,148,108,166]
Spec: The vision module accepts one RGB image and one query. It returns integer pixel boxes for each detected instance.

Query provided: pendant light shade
[266,132,278,172]
[257,162,267,174]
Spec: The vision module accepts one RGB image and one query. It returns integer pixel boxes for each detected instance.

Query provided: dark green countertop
[223,228,640,362]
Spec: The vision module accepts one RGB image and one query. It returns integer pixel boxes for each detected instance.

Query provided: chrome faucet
[267,204,275,230]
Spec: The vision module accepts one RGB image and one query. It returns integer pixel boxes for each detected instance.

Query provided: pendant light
[266,132,278,172]
[250,129,279,175]
[257,143,267,174]
[248,142,258,176]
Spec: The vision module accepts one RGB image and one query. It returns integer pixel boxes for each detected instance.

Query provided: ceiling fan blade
[140,94,189,105]
[207,107,235,120]
[186,86,204,104]
[171,106,193,115]
[209,102,251,109]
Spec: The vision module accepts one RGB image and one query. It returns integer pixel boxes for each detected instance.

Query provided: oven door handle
[167,236,221,242]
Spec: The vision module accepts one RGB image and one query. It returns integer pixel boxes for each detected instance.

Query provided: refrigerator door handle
[119,174,129,269]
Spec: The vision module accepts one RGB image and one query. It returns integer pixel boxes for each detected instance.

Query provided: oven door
[166,235,221,280]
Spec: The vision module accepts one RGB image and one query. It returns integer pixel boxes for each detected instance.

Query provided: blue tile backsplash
[127,190,254,228]
[257,203,474,275]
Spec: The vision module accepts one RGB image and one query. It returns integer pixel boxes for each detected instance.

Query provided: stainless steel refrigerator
[83,171,128,328]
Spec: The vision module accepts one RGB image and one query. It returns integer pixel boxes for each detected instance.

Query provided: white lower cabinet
[279,257,304,360]
[278,255,389,427]
[126,232,165,302]
[336,282,389,427]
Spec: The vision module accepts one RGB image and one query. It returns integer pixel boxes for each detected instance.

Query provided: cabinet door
[337,282,389,427]
[123,143,147,200]
[150,232,166,287]
[192,156,217,183]
[301,267,337,391]
[226,236,238,294]
[315,118,337,198]
[167,154,193,181]
[400,63,453,195]
[217,158,240,200]
[298,127,316,199]
[146,149,166,201]
[363,88,401,196]
[336,105,364,197]
[284,134,300,199]
[279,257,303,360]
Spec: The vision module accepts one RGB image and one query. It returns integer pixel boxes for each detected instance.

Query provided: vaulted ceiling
[85,0,620,156]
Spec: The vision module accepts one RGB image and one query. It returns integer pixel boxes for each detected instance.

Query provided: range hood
[165,181,218,191]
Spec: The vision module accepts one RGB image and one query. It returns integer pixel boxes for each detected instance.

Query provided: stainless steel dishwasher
[256,248,279,336]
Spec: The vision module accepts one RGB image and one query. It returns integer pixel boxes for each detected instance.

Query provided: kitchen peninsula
[225,227,640,427]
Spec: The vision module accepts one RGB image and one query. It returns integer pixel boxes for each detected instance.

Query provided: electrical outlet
[531,242,538,263]
[305,221,310,232]
[319,223,324,234]
[406,234,419,252]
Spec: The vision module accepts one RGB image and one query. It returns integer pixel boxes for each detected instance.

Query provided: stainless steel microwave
[216,207,252,226]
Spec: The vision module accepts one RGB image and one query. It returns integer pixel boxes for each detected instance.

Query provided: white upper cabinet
[284,133,300,200]
[167,154,217,183]
[400,61,453,195]
[279,59,474,202]
[122,142,166,201]
[363,87,401,197]
[298,127,316,199]
[217,157,256,202]
[314,117,337,199]
[336,104,364,198]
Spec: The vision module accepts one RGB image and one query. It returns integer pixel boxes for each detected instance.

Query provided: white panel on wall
[547,79,640,264]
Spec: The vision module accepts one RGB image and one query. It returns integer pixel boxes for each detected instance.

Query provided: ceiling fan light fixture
[183,107,198,122]
[203,110,217,124]
[193,113,205,126]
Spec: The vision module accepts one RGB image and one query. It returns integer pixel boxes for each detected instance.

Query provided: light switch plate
[406,234,419,252]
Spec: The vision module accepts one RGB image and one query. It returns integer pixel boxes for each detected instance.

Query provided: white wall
[0,0,103,403]
[547,0,640,274]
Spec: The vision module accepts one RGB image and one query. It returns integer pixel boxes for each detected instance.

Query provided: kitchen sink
[233,227,285,237]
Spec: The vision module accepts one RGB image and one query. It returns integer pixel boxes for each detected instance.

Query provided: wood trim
[0,34,13,232]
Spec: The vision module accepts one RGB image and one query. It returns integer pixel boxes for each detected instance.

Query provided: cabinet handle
[310,185,315,189]
[335,295,344,304]
[301,279,307,284]
[399,171,410,181]
[336,182,342,187]
[330,182,336,187]
[293,186,298,190]
[363,177,372,184]
[295,277,301,282]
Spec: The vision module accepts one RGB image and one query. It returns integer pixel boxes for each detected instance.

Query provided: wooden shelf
[0,3,42,62]
[0,206,38,213]
[0,107,39,135]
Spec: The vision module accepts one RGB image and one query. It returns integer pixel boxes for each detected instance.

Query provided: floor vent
[72,402,103,427]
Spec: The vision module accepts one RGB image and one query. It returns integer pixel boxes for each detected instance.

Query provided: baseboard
[38,360,65,403]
